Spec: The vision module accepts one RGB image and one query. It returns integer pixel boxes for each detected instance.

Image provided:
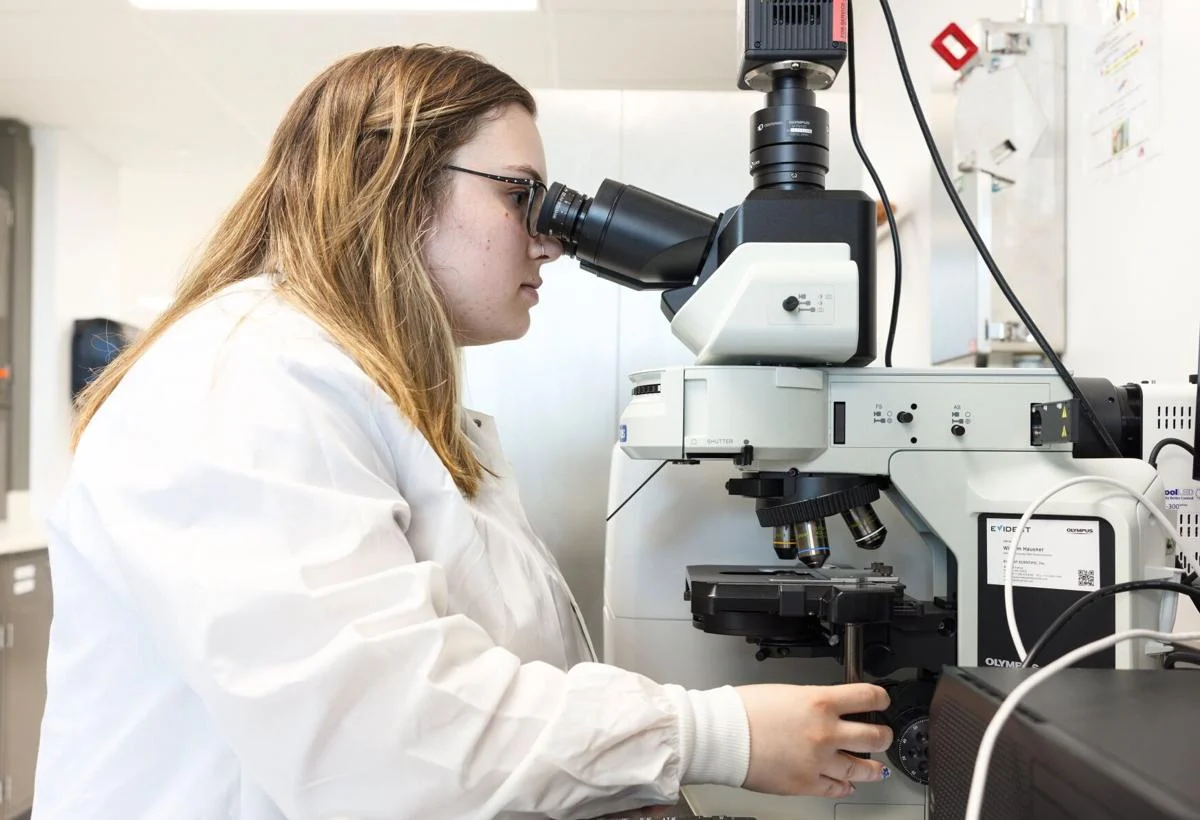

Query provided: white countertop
[0,492,48,556]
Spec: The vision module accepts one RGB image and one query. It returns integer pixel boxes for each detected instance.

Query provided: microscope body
[604,366,1170,819]
[537,2,1176,817]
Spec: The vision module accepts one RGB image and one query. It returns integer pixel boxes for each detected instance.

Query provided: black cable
[1163,651,1200,669]
[876,0,1122,458]
[1022,580,1200,668]
[847,0,901,367]
[605,460,669,521]
[1148,437,1196,468]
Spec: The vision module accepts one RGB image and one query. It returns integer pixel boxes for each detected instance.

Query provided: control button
[951,424,966,437]
[897,411,914,424]
[782,295,800,312]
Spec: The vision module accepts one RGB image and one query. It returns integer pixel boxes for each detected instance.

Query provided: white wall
[117,167,254,327]
[28,128,122,520]
[1059,0,1200,384]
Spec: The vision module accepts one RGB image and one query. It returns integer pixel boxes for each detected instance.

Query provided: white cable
[965,628,1200,820]
[564,582,598,663]
[1004,476,1180,661]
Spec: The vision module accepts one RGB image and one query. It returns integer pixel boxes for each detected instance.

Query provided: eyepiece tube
[536,179,718,291]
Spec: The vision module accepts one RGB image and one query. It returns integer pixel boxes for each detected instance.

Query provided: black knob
[951,424,966,437]
[897,411,914,424]
[881,679,937,785]
[782,295,800,312]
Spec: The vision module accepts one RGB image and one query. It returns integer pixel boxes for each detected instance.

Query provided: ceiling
[0,0,743,168]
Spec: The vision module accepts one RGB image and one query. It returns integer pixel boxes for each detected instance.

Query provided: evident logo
[989,524,1031,533]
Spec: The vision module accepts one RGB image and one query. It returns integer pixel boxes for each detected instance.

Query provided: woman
[33,45,892,819]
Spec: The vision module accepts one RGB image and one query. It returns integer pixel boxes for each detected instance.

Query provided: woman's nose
[533,234,563,262]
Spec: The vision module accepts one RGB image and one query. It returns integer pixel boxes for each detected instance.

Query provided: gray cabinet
[0,549,50,820]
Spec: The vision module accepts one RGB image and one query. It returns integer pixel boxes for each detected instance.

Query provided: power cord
[847,0,901,367]
[1022,579,1200,668]
[1003,475,1181,662]
[965,629,1200,820]
[876,0,1123,458]
[1148,437,1196,468]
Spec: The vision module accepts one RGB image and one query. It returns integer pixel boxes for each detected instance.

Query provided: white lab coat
[33,275,750,820]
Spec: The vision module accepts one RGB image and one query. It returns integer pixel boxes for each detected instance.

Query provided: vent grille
[1181,512,1199,541]
[1155,403,1195,431]
[755,0,831,51]
[772,0,822,27]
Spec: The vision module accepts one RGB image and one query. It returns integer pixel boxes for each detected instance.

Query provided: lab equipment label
[984,517,1101,592]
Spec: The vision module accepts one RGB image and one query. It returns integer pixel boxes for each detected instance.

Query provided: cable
[1164,650,1200,669]
[1148,437,1196,468]
[1004,475,1180,661]
[965,629,1200,820]
[605,460,669,522]
[562,581,599,663]
[847,0,901,367]
[876,0,1122,458]
[1022,579,1200,667]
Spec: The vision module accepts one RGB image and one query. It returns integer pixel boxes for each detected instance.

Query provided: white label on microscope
[985,517,1101,592]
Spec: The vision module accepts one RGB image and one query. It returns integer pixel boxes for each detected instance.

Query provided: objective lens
[794,519,830,568]
[842,504,887,550]
[773,524,798,560]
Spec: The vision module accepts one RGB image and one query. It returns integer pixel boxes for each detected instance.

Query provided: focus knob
[881,679,937,785]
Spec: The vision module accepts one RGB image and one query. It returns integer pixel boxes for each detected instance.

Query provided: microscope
[537,2,1177,818]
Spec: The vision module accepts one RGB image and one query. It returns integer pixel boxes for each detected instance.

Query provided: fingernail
[881,766,892,781]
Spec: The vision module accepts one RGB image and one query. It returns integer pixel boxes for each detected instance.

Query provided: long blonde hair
[72,45,536,497]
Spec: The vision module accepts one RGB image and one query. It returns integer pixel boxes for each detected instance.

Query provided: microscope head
[536,0,877,369]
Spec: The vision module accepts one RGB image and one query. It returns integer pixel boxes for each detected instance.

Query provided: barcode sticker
[832,0,848,43]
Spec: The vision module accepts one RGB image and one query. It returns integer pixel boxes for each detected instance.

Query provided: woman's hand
[736,683,893,798]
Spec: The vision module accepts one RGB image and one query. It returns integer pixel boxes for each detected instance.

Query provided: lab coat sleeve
[74,340,750,820]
